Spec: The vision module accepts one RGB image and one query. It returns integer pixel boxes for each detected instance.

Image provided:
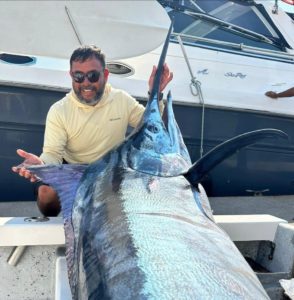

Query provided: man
[12,45,173,216]
[265,87,294,99]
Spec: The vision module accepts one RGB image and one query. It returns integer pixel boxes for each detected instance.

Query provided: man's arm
[265,87,294,99]
[12,104,67,182]
[39,106,67,165]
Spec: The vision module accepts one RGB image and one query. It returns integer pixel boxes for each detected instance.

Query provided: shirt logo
[109,117,121,121]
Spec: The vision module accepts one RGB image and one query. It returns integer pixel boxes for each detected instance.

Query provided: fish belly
[77,170,269,300]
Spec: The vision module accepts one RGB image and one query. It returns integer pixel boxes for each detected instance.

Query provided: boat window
[106,62,134,76]
[184,0,226,13]
[0,53,36,65]
[159,0,291,56]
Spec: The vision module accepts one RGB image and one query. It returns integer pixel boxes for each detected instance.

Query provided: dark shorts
[33,181,48,198]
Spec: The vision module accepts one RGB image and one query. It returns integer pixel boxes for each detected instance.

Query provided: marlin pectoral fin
[184,129,288,186]
[28,163,88,292]
[27,164,88,220]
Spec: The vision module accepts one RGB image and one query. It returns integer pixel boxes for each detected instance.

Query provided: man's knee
[37,185,61,217]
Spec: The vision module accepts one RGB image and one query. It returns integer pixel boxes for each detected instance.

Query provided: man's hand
[12,149,44,182]
[265,91,278,99]
[266,88,294,99]
[148,63,173,93]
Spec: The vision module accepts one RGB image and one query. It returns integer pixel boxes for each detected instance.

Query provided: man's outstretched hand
[12,149,44,182]
[265,91,278,99]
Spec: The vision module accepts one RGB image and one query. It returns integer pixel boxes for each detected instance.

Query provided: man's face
[70,57,109,105]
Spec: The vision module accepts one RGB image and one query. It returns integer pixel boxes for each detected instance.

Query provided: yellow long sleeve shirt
[40,84,147,164]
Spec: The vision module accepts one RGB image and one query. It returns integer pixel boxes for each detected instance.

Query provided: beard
[74,82,106,106]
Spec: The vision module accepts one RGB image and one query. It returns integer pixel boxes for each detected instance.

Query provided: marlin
[29,22,287,299]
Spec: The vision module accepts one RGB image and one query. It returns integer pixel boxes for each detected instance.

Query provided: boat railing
[172,32,294,62]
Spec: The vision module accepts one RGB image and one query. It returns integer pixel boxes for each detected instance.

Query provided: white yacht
[0,0,294,200]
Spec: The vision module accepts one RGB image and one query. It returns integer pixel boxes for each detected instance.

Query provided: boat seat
[55,256,72,300]
[214,214,287,242]
[0,216,65,246]
[0,214,287,246]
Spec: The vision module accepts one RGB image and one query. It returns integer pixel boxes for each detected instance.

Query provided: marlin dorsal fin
[184,129,288,186]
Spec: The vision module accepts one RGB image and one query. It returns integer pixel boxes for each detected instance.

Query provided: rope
[177,35,205,158]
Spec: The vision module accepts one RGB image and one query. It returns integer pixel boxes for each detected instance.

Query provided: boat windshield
[159,0,291,55]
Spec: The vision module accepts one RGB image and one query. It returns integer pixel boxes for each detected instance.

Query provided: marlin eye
[147,125,159,133]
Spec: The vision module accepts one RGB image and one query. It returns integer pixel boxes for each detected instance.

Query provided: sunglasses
[71,70,102,83]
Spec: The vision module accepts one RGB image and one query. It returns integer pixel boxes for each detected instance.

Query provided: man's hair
[70,45,106,69]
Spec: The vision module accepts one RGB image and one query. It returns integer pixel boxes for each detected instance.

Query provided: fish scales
[119,172,266,299]
[66,153,267,299]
